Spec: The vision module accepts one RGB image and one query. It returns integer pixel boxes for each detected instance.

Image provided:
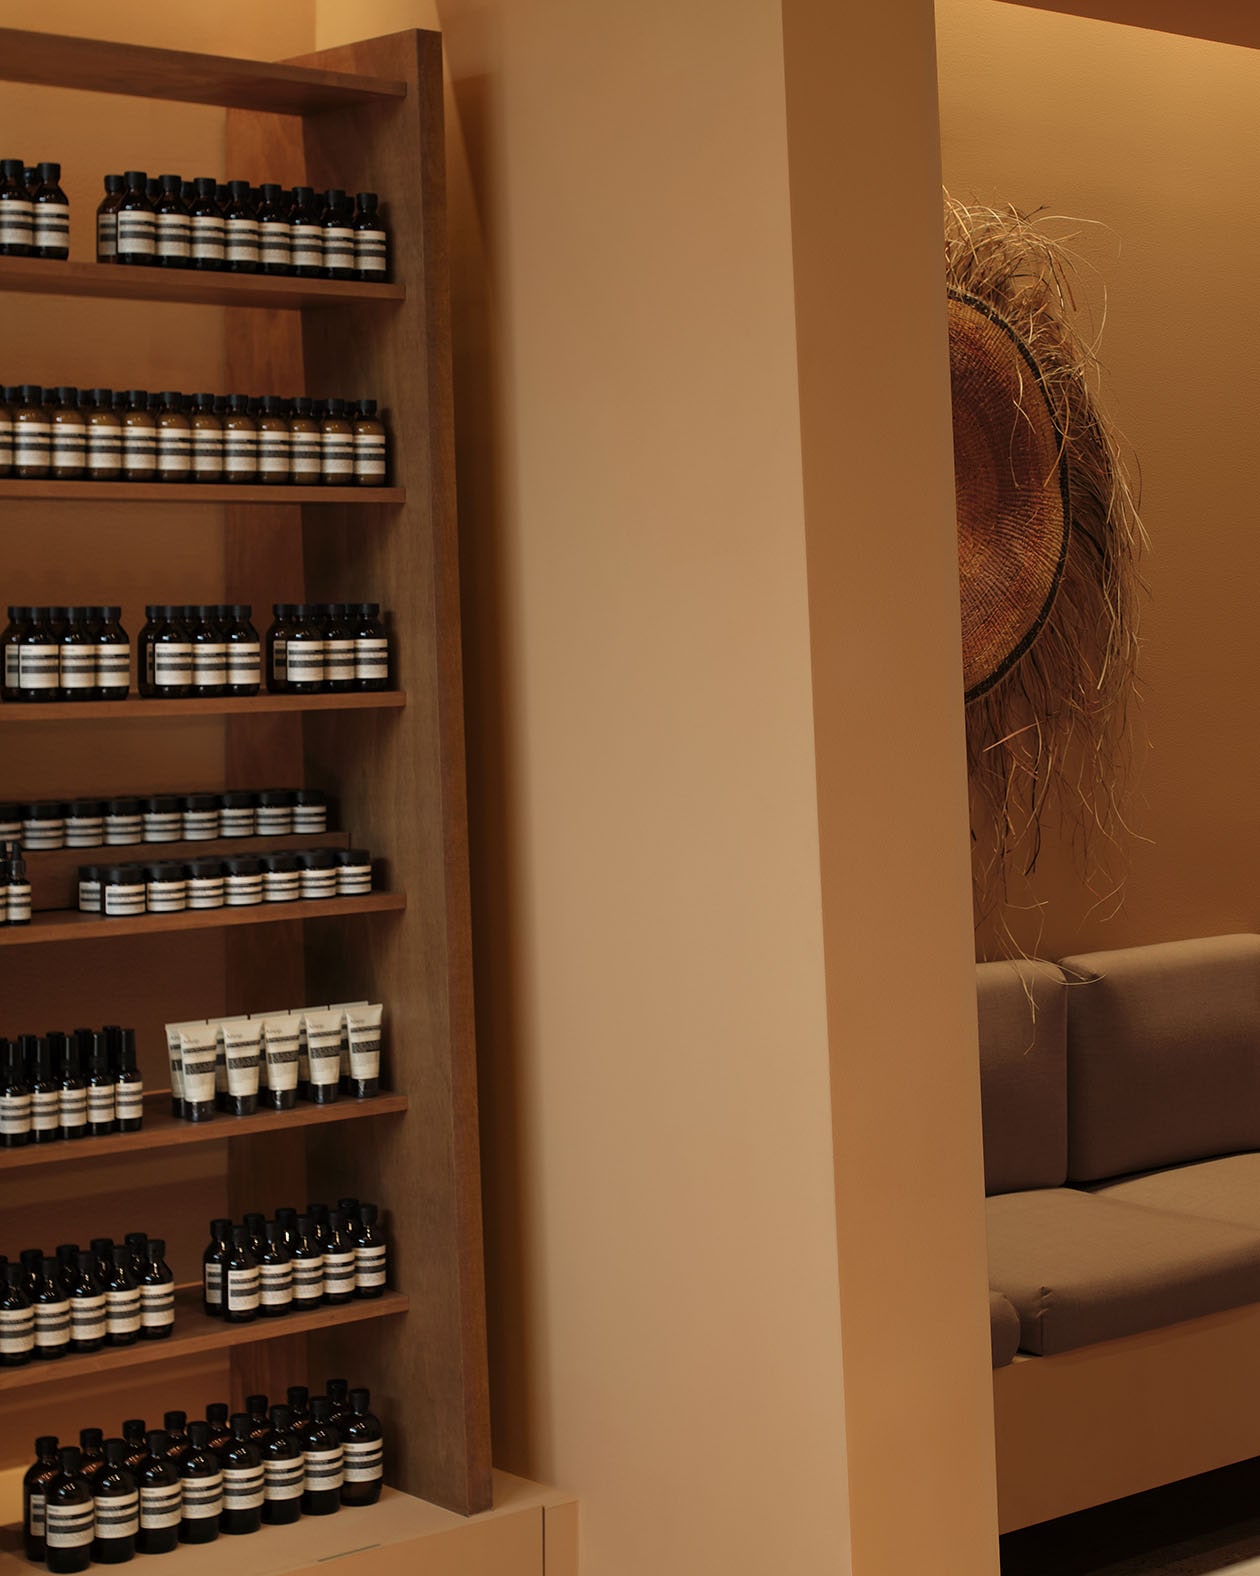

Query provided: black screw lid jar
[298,848,339,901]
[223,856,263,906]
[142,795,182,842]
[291,788,328,833]
[102,865,146,919]
[103,797,143,844]
[255,790,295,836]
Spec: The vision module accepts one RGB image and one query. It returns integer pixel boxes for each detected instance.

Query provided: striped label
[35,1299,70,1348]
[88,433,123,469]
[356,1243,388,1289]
[290,437,321,476]
[227,1266,259,1311]
[292,1254,323,1301]
[323,1248,356,1296]
[303,1447,343,1492]
[156,213,190,258]
[356,637,389,681]
[105,886,146,916]
[322,224,354,267]
[60,1088,88,1123]
[287,641,325,682]
[222,1466,264,1510]
[153,643,192,684]
[95,1490,139,1538]
[88,1085,115,1123]
[356,234,388,273]
[34,202,70,245]
[265,872,300,902]
[29,1495,45,1535]
[98,648,130,680]
[0,197,33,245]
[343,1439,383,1483]
[0,1306,34,1354]
[104,815,141,841]
[264,1455,305,1500]
[52,429,87,465]
[190,214,224,260]
[140,1283,175,1329]
[97,212,116,259]
[225,217,259,263]
[193,642,228,685]
[325,637,355,679]
[302,871,337,901]
[338,868,373,896]
[258,433,289,473]
[227,644,260,684]
[259,223,291,266]
[0,1091,30,1134]
[70,1293,106,1341]
[192,430,222,471]
[106,1286,141,1335]
[117,211,155,255]
[46,1502,94,1549]
[116,1082,144,1121]
[260,1262,293,1306]
[62,648,96,689]
[179,1473,221,1519]
[32,1089,59,1130]
[139,1483,182,1529]
[292,228,322,268]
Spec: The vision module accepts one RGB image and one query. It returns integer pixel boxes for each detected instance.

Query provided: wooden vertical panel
[279,29,489,1516]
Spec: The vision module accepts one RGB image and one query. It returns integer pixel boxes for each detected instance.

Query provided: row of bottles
[80,846,373,915]
[25,1382,383,1570]
[1,1235,172,1364]
[204,1201,387,1320]
[266,604,390,692]
[1,607,128,702]
[0,1027,142,1147]
[0,387,387,486]
[96,173,388,280]
[0,160,69,259]
[0,788,328,850]
[167,999,383,1117]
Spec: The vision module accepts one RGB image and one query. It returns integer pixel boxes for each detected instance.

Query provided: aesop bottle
[188,177,224,270]
[92,1439,139,1565]
[353,192,387,279]
[289,397,322,482]
[319,189,355,280]
[219,1414,264,1535]
[224,1225,259,1322]
[115,1028,144,1131]
[353,603,389,690]
[25,1436,62,1561]
[28,1039,59,1139]
[121,1420,147,1475]
[50,388,86,479]
[224,605,261,694]
[85,390,123,480]
[190,606,227,696]
[1,1260,34,1365]
[325,1378,351,1429]
[286,1385,312,1431]
[96,175,124,262]
[139,1239,175,1339]
[353,399,386,484]
[0,158,34,255]
[68,1249,106,1352]
[33,1255,69,1358]
[322,604,355,692]
[204,1404,231,1456]
[116,172,155,266]
[257,396,290,482]
[60,607,95,700]
[178,1420,221,1543]
[258,1222,293,1317]
[289,186,323,276]
[223,394,258,482]
[261,1404,304,1524]
[154,175,190,268]
[320,397,354,483]
[104,1242,140,1347]
[121,389,156,481]
[354,1203,387,1298]
[322,1213,356,1304]
[45,1446,94,1575]
[245,1393,271,1443]
[156,391,191,480]
[59,1034,87,1140]
[32,163,70,259]
[14,385,50,479]
[1,1036,31,1147]
[338,1389,383,1506]
[189,392,222,480]
[78,1429,106,1483]
[86,1031,116,1134]
[300,1397,343,1517]
[135,1431,181,1555]
[162,1412,190,1464]
[291,1216,324,1312]
[223,182,259,273]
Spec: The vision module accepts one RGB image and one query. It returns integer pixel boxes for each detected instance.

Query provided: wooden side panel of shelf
[228,28,493,1517]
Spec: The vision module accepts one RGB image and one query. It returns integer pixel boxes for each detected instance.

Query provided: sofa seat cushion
[990,1290,1021,1368]
[986,1188,1260,1355]
[1092,1152,1260,1230]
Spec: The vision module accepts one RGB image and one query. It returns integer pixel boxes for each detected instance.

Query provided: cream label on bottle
[323,225,354,270]
[338,862,372,897]
[227,644,261,686]
[342,1440,384,1483]
[225,218,259,264]
[31,1089,59,1132]
[153,642,192,687]
[290,436,321,477]
[223,430,257,473]
[115,1082,143,1123]
[204,1261,222,1309]
[3,643,19,689]
[356,233,388,274]
[7,884,31,925]
[303,1448,343,1492]
[34,202,70,249]
[87,1085,115,1124]
[0,1305,34,1353]
[263,1458,304,1500]
[45,1503,94,1549]
[222,1465,264,1510]
[95,1491,139,1538]
[227,1266,260,1311]
[259,1262,292,1307]
[19,646,58,691]
[324,636,354,684]
[322,1248,356,1297]
[190,213,224,262]
[321,432,354,476]
[156,431,192,473]
[191,429,222,474]
[106,1286,141,1335]
[87,427,123,470]
[70,1294,106,1342]
[292,1253,323,1301]
[291,229,322,270]
[139,1483,182,1529]
[28,1495,45,1536]
[193,641,228,688]
[104,880,145,917]
[355,1243,387,1288]
[286,642,325,685]
[61,647,96,691]
[355,638,388,683]
[35,1304,70,1350]
[140,1283,174,1329]
[97,211,117,260]
[0,1090,30,1134]
[59,1087,88,1125]
[14,419,51,469]
[117,211,156,256]
[0,196,33,247]
[97,647,130,686]
[258,432,289,474]
[179,1474,222,1518]
[156,212,190,259]
[259,223,291,268]
[52,429,88,468]
[354,433,387,477]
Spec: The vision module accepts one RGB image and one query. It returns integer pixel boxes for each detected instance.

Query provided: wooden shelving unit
[0,23,491,1522]
[0,1091,409,1171]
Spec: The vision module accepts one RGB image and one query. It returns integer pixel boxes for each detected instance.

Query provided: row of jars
[3,789,329,851]
[0,387,387,486]
[97,173,388,279]
[79,849,373,915]
[0,159,69,258]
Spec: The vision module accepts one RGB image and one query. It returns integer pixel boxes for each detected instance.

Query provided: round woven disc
[949,292,1070,701]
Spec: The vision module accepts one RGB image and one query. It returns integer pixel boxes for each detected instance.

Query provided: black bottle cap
[144,795,180,813]
[69,798,105,817]
[309,1397,332,1422]
[40,1254,58,1276]
[75,1249,96,1272]
[230,1225,250,1246]
[81,1427,103,1452]
[187,1420,210,1450]
[193,176,216,196]
[300,848,340,871]
[54,385,78,404]
[160,390,183,409]
[227,179,251,199]
[125,389,148,405]
[123,171,147,187]
[103,1439,128,1467]
[339,849,371,867]
[103,175,124,194]
[286,1384,308,1407]
[322,188,346,207]
[230,1415,252,1441]
[163,1410,185,1432]
[143,863,185,882]
[20,1247,41,1272]
[296,1215,314,1236]
[4,1261,24,1288]
[218,791,255,809]
[159,173,182,193]
[246,1394,268,1417]
[36,1434,59,1456]
[188,857,226,878]
[147,1238,166,1259]
[182,794,219,810]
[18,385,43,403]
[290,397,314,416]
[210,1218,232,1240]
[349,1388,371,1412]
[224,855,263,875]
[122,1419,145,1441]
[227,393,250,412]
[291,186,315,203]
[118,1029,138,1071]
[355,191,378,208]
[206,1402,228,1424]
[99,605,122,620]
[0,159,24,178]
[257,789,296,806]
[145,1430,168,1455]
[193,392,217,410]
[359,1202,378,1225]
[261,852,300,873]
[105,796,141,814]
[37,162,61,182]
[90,1237,113,1257]
[355,398,378,418]
[269,1404,292,1431]
[59,1446,82,1475]
[326,1378,348,1400]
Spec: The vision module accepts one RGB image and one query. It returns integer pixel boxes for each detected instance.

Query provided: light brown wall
[938,0,1260,961]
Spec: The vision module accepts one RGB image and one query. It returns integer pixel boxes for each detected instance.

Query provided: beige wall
[938,0,1260,961]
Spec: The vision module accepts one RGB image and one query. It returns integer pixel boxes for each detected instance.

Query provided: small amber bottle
[289,187,323,277]
[257,396,290,484]
[223,181,259,273]
[50,388,86,480]
[256,184,291,275]
[188,177,224,271]
[0,158,33,256]
[84,390,122,480]
[352,399,386,485]
[95,175,124,263]
[13,386,50,479]
[154,174,189,269]
[116,171,155,266]
[121,390,156,481]
[32,163,69,260]
[189,393,222,482]
[288,396,321,484]
[320,398,354,485]
[222,394,258,483]
[353,192,388,280]
[0,385,13,476]
[155,392,191,482]
[319,189,355,280]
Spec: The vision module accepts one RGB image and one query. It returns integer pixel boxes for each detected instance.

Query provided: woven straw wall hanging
[945,196,1144,938]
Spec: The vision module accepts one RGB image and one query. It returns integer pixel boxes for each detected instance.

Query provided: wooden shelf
[0,891,404,947]
[0,257,402,310]
[0,691,404,722]
[0,1090,407,1171]
[27,832,352,913]
[0,28,405,112]
[0,1288,408,1393]
[0,478,404,505]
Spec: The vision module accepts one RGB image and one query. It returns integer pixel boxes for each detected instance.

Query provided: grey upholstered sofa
[979,934,1260,1367]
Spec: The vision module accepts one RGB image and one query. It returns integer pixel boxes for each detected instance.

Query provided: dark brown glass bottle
[178,1420,221,1544]
[246,1393,272,1442]
[154,174,189,268]
[219,1414,264,1534]
[319,188,354,279]
[116,171,155,266]
[121,1419,147,1474]
[289,186,323,276]
[24,1435,60,1561]
[338,1389,383,1506]
[78,1429,106,1483]
[259,1404,303,1524]
[300,1397,343,1516]
[286,1384,311,1431]
[204,1403,231,1457]
[0,158,34,256]
[162,1410,190,1463]
[353,192,387,280]
[325,1377,351,1429]
[92,1438,139,1564]
[135,1431,181,1554]
[45,1445,94,1574]
[96,175,124,262]
[32,163,69,259]
[68,1249,105,1352]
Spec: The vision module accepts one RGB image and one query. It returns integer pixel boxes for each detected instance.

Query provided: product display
[23,1378,382,1565]
[266,604,390,692]
[1,607,129,702]
[0,1232,172,1364]
[0,160,69,259]
[0,387,388,486]
[82,846,372,916]
[204,1206,387,1321]
[165,1000,383,1119]
[0,845,32,925]
[0,1026,142,1147]
[95,171,388,280]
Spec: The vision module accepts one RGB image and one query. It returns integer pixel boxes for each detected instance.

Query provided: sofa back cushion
[1061,934,1260,1183]
[977,959,1068,1194]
